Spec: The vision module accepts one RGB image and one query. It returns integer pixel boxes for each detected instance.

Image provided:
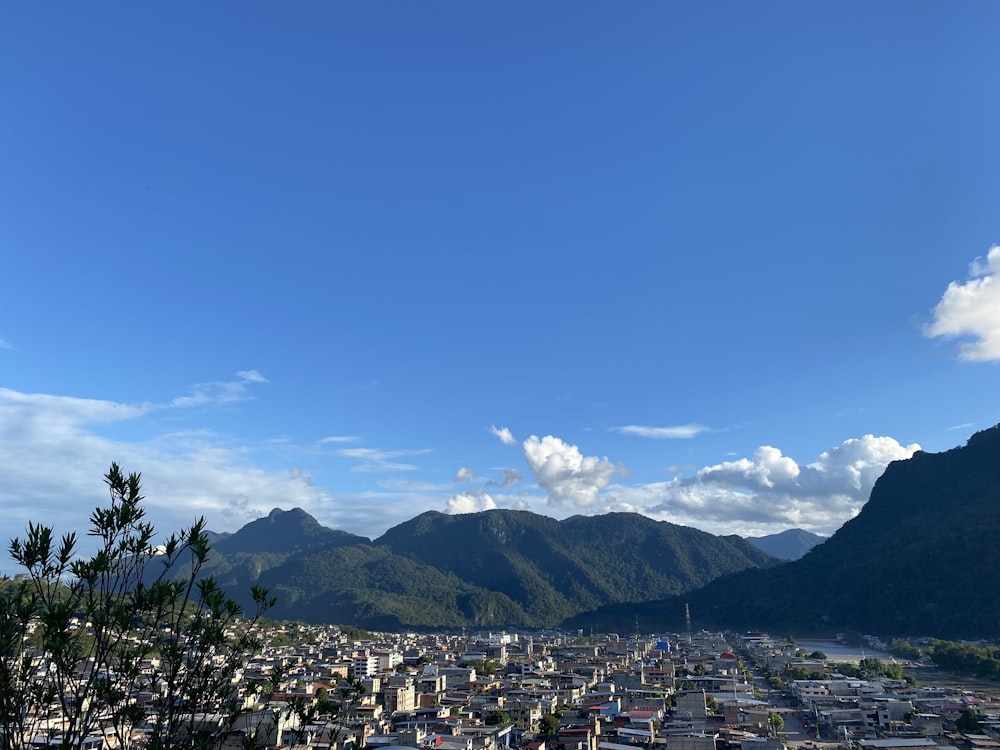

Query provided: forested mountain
[745,528,825,560]
[564,424,1000,639]
[376,510,774,624]
[190,507,371,592]
[203,508,776,629]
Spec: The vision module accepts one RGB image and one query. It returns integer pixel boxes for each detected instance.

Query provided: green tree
[459,658,498,675]
[538,714,561,737]
[784,665,811,680]
[339,625,371,641]
[769,711,785,737]
[888,638,924,661]
[832,662,860,677]
[0,463,276,750]
[485,710,512,726]
[956,708,982,734]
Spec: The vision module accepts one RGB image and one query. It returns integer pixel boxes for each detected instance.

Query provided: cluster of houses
[213,626,769,750]
[12,624,1000,750]
[740,634,1000,750]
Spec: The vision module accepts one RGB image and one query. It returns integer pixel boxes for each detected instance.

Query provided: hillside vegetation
[198,508,776,628]
[564,424,1000,639]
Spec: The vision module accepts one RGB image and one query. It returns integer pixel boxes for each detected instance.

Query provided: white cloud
[522,434,621,507]
[0,387,154,427]
[489,425,516,445]
[0,337,12,350]
[454,467,476,482]
[925,245,1000,361]
[335,447,430,473]
[615,424,709,439]
[445,489,497,515]
[599,434,920,536]
[691,445,802,491]
[0,385,336,561]
[319,435,361,444]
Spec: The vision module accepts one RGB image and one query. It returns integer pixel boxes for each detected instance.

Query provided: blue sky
[2,3,999,551]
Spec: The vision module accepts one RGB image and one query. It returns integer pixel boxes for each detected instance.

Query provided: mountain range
[198,507,775,630]
[199,423,1000,638]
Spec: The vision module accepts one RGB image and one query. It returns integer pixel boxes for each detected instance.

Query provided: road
[745,656,833,750]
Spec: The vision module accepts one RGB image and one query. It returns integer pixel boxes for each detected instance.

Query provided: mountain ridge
[562,424,1000,639]
[200,506,778,628]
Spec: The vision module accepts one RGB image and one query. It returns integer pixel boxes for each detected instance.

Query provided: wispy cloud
[236,369,269,383]
[0,381,330,557]
[486,468,523,488]
[614,423,709,439]
[169,371,269,408]
[0,336,12,350]
[336,447,431,473]
[319,435,362,444]
[378,478,448,492]
[925,245,1000,361]
[489,425,516,445]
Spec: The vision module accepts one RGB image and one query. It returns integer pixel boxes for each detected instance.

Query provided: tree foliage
[538,713,561,737]
[0,464,276,750]
[925,640,1000,680]
[458,658,498,675]
[769,711,784,736]
[339,624,371,641]
[485,710,512,727]
[956,707,982,734]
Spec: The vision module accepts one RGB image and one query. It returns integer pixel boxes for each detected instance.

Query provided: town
[18,624,997,750]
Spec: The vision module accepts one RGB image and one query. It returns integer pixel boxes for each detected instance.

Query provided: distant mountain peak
[745,528,825,560]
[212,507,369,556]
[267,506,308,519]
